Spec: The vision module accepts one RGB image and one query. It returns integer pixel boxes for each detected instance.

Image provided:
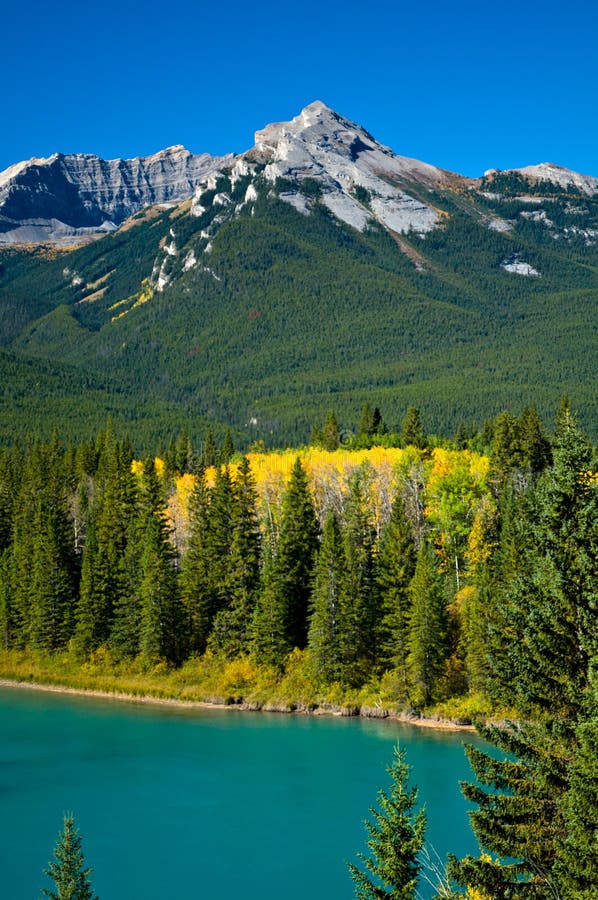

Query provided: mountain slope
[0,102,596,446]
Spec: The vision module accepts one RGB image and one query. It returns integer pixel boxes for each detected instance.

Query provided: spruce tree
[220,429,235,464]
[449,408,597,898]
[342,470,380,684]
[400,407,425,449]
[135,460,184,664]
[251,532,289,669]
[358,403,376,442]
[555,706,598,898]
[201,428,218,467]
[204,465,237,620]
[348,744,426,900]
[519,405,551,475]
[321,410,341,451]
[277,458,319,651]
[41,814,98,900]
[308,512,348,684]
[29,497,78,651]
[0,446,18,555]
[377,493,417,700]
[209,457,261,657]
[406,541,446,708]
[180,464,212,653]
[4,466,36,648]
[75,437,136,656]
[7,442,79,652]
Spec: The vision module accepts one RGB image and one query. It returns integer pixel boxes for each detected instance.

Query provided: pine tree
[209,457,261,657]
[135,460,184,664]
[180,464,212,653]
[555,704,598,898]
[377,494,416,700]
[519,405,551,475]
[6,442,79,652]
[342,470,380,684]
[321,410,341,451]
[0,445,19,556]
[204,465,237,619]
[75,437,136,656]
[348,744,426,900]
[277,458,319,651]
[0,549,12,648]
[358,403,376,441]
[201,428,218,467]
[490,411,524,490]
[406,541,446,708]
[251,533,289,669]
[220,429,235,464]
[449,408,597,898]
[400,407,425,449]
[29,496,79,651]
[459,559,495,697]
[41,814,98,900]
[308,512,348,683]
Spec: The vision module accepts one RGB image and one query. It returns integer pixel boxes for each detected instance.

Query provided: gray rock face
[2,102,596,246]
[247,100,450,235]
[0,146,231,244]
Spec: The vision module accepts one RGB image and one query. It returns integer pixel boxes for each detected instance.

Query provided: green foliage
[313,410,341,451]
[377,494,416,697]
[342,470,381,682]
[308,512,348,684]
[75,434,136,656]
[137,462,183,664]
[555,710,598,897]
[276,458,320,651]
[1,182,596,449]
[400,407,426,449]
[180,465,212,652]
[348,744,426,900]
[449,409,598,897]
[250,534,289,669]
[209,457,261,658]
[406,542,447,708]
[41,814,98,900]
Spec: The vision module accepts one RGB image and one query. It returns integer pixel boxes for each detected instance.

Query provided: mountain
[0,101,596,446]
[500,162,598,196]
[0,145,231,245]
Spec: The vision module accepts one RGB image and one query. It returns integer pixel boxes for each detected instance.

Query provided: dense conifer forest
[1,173,597,448]
[1,398,596,897]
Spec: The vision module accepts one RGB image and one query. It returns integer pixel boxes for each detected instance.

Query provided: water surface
[0,686,479,899]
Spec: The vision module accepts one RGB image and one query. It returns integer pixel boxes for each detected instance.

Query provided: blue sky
[3,0,597,177]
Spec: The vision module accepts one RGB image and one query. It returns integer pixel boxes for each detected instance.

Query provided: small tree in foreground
[349,745,426,899]
[41,814,98,900]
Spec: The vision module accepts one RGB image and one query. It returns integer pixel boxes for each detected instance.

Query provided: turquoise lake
[0,686,479,898]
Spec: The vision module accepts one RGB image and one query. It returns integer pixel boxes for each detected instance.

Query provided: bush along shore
[0,649,480,729]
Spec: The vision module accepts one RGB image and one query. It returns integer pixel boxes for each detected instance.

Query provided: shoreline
[0,677,475,732]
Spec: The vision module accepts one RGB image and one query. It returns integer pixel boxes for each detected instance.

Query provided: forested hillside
[1,165,597,447]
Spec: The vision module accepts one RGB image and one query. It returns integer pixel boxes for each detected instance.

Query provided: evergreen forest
[1,171,597,449]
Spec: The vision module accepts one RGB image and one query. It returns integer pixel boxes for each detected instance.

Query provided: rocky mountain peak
[2,103,596,247]
[248,100,447,235]
[0,146,227,245]
[507,162,598,195]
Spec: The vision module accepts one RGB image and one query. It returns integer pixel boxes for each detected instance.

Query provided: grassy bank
[0,648,492,728]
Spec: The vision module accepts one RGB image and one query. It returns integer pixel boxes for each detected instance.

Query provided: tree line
[0,404,581,710]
